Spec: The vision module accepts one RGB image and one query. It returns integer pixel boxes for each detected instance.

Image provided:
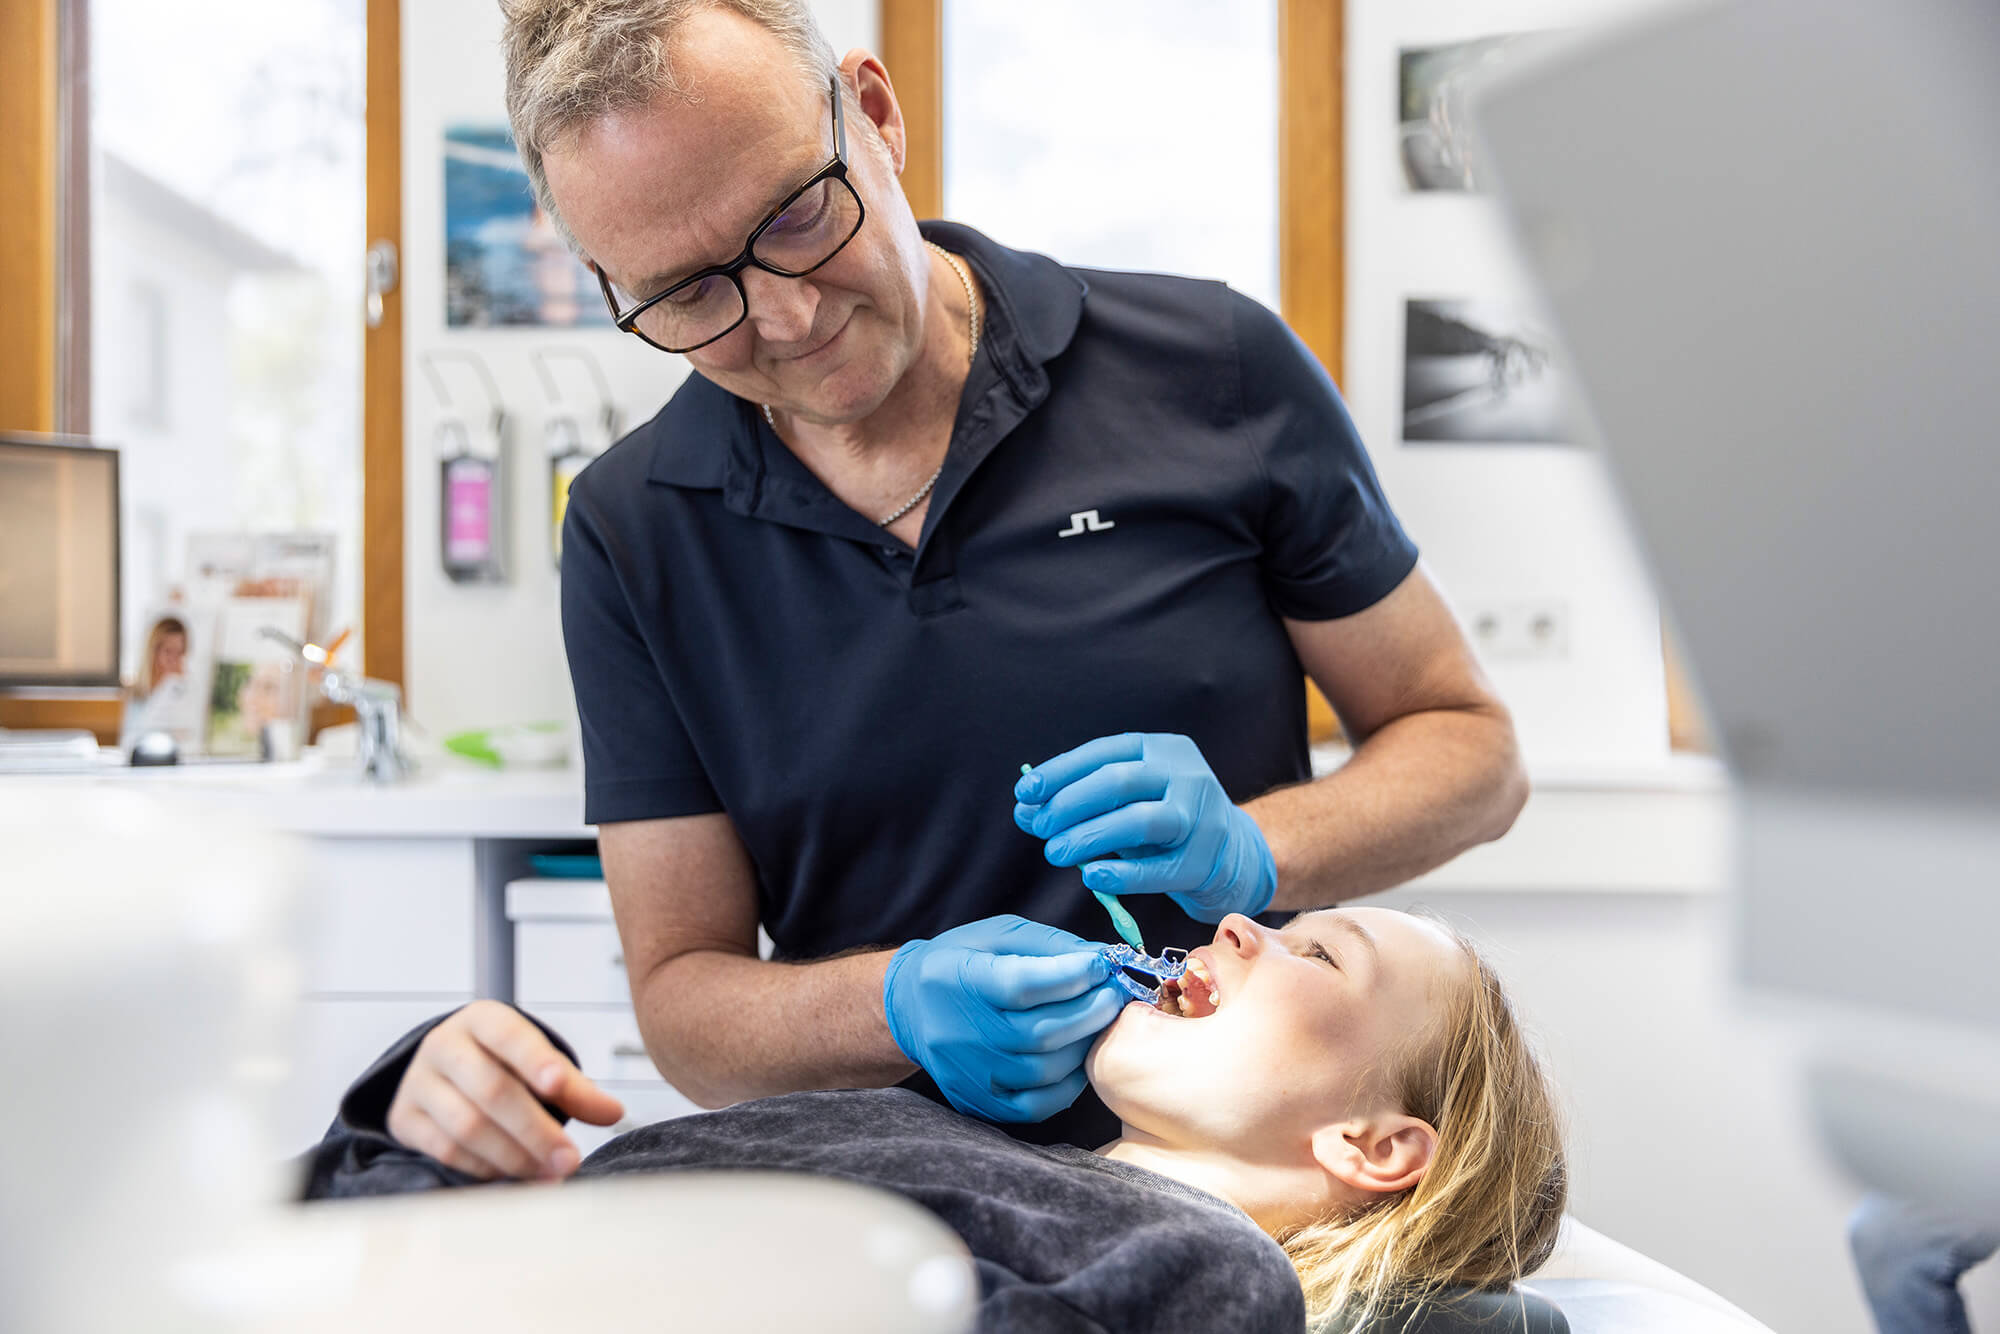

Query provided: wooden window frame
[363,0,404,696]
[0,1,61,438]
[0,0,398,744]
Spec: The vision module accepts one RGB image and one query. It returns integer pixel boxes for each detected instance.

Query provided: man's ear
[1311,1115,1437,1197]
[844,50,906,175]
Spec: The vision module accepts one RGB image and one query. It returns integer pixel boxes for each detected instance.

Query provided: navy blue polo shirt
[560,221,1418,1147]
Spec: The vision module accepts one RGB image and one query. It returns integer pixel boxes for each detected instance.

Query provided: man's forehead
[546,26,828,286]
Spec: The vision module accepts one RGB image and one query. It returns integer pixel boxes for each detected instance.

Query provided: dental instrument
[1092,888,1147,953]
[1098,943,1189,1005]
[1021,761,1154,955]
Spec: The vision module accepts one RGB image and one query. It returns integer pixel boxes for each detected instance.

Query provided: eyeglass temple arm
[831,73,847,160]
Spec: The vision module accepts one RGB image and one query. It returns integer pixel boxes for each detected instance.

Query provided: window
[941,0,1281,311]
[89,0,366,679]
[124,280,168,430]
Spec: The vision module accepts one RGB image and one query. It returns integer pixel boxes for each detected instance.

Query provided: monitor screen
[0,437,121,688]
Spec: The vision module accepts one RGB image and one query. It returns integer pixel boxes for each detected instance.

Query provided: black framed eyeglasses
[597,74,866,354]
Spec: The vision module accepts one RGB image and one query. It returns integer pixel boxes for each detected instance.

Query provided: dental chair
[1320,1218,1773,1334]
[6,788,1779,1334]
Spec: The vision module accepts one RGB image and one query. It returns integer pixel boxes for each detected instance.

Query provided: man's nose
[740,268,820,346]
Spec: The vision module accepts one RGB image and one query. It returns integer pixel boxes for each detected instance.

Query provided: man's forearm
[631,947,917,1108]
[1246,704,1529,911]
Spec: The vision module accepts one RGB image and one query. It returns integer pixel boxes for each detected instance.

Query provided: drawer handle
[611,1042,649,1060]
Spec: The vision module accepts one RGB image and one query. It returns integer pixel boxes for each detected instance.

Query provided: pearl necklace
[760,241,981,528]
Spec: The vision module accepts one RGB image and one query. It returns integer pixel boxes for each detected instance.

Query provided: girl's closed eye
[1307,940,1340,969]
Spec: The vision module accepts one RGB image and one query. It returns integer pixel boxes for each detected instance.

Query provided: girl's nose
[1213,913,1267,959]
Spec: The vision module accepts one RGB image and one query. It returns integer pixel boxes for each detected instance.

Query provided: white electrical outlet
[1463,598,1572,661]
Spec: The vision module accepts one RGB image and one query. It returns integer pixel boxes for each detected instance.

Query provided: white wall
[1350,4,2000,1331]
[1345,0,1671,771]
[399,0,878,738]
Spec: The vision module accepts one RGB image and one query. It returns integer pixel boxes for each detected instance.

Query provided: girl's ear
[1312,1115,1437,1196]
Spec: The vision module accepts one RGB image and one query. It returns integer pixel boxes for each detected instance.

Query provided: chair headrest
[1317,1285,1570,1334]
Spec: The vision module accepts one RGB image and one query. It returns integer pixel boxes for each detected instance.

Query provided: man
[381,0,1527,1182]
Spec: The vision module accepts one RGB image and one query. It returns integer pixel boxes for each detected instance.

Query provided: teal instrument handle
[1092,889,1145,953]
[1020,759,1143,950]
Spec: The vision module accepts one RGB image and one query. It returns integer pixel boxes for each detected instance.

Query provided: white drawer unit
[516,918,631,1007]
[301,838,477,995]
[505,878,705,1149]
[548,1006,667,1085]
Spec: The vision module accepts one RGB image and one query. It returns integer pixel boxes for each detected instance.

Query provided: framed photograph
[185,530,337,644]
[203,596,309,759]
[1398,35,1541,193]
[120,606,214,754]
[444,125,612,328]
[1402,298,1574,445]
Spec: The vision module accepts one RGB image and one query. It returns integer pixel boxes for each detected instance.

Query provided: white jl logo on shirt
[1057,510,1116,537]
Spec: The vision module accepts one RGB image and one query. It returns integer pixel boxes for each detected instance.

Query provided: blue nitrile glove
[882,915,1127,1123]
[1014,732,1277,924]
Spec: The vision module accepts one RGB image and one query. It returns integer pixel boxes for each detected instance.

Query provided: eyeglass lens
[619,176,863,352]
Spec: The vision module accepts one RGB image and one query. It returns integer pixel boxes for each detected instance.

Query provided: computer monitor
[0,436,121,689]
[1475,0,2000,1218]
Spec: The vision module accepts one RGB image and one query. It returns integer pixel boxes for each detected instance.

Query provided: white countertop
[6,747,1736,892]
[6,755,593,838]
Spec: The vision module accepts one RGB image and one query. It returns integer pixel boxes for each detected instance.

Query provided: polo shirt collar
[643,222,1086,493]
[922,219,1087,392]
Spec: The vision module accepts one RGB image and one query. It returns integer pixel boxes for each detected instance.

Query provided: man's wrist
[649,946,918,1103]
[880,939,924,1064]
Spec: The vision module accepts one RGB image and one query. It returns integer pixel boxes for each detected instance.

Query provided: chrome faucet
[258,629,413,784]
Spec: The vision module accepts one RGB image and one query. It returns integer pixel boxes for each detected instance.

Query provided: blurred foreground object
[0,788,974,1333]
[1477,0,1999,1221]
[0,788,302,1332]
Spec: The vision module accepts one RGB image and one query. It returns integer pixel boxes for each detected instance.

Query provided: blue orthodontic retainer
[1100,944,1190,1005]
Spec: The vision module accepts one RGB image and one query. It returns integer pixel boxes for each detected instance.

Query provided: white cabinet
[516,919,630,1007]
[278,838,479,1154]
[301,838,477,993]
[505,878,701,1155]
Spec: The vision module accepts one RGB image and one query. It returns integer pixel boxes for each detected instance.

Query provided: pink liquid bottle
[438,415,506,584]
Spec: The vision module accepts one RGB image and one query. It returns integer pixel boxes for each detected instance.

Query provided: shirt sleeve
[1230,289,1420,620]
[560,481,724,824]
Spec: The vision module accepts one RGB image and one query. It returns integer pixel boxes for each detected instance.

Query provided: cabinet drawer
[571,1081,705,1158]
[546,1006,667,1085]
[301,838,476,995]
[516,919,630,1006]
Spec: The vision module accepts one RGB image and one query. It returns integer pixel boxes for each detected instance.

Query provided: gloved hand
[882,915,1126,1123]
[1014,732,1277,924]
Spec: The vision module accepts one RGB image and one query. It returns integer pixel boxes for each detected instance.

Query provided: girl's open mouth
[1156,955,1221,1018]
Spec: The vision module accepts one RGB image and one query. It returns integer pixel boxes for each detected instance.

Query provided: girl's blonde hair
[499,0,840,253]
[1278,928,1568,1330]
[134,616,187,699]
